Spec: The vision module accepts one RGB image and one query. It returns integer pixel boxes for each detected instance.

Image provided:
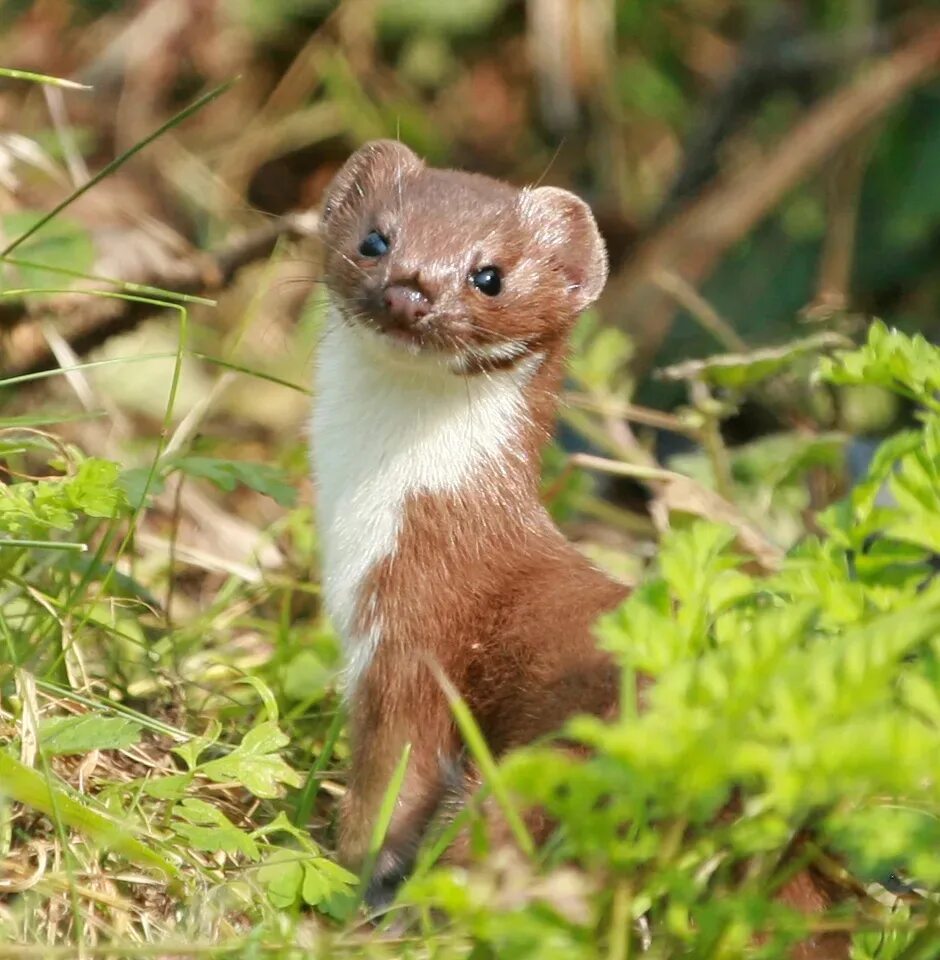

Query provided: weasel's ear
[320,140,422,228]
[521,186,608,312]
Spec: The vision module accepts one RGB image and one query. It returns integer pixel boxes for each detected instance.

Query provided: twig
[651,270,748,354]
[572,452,784,570]
[563,392,691,434]
[689,380,735,502]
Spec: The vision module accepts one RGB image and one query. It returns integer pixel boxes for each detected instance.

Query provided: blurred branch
[659,15,884,220]
[572,451,783,570]
[809,134,874,318]
[605,22,940,377]
[651,269,748,353]
[0,212,320,382]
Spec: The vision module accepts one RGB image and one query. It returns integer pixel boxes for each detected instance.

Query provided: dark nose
[383,283,430,326]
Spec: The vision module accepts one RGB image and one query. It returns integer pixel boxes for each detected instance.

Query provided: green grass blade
[428,661,535,857]
[359,742,412,905]
[293,706,346,827]
[190,353,312,394]
[0,349,307,397]
[35,679,204,744]
[0,67,91,90]
[0,751,179,880]
[0,410,107,427]
[0,288,194,308]
[0,78,237,258]
[0,256,217,305]
[0,539,87,552]
[0,352,179,389]
[59,299,188,648]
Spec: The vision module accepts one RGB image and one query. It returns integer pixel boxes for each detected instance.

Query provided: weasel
[311,141,849,957]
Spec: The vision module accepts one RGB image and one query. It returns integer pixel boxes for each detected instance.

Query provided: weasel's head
[318,140,608,372]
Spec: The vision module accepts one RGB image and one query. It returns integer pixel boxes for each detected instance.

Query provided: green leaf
[302,857,358,908]
[279,650,334,703]
[39,714,142,756]
[168,456,296,507]
[300,860,330,905]
[171,798,260,861]
[658,332,849,389]
[172,721,221,771]
[257,853,304,909]
[199,721,302,799]
[66,458,128,518]
[0,212,94,291]
[850,429,921,519]
[139,773,193,800]
[569,312,634,395]
[119,467,166,510]
[820,320,940,409]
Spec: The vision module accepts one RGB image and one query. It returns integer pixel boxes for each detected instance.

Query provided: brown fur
[315,140,850,955]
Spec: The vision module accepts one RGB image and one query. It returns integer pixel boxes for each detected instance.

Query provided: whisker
[530,140,566,190]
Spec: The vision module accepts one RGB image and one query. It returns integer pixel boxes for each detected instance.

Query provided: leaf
[257,853,304,909]
[140,773,193,800]
[279,650,334,704]
[251,810,313,844]
[301,857,357,908]
[300,861,330,905]
[886,451,940,553]
[119,467,166,510]
[0,455,127,537]
[658,332,849,389]
[172,721,221,771]
[168,456,296,507]
[850,429,921,520]
[39,714,142,756]
[569,312,634,395]
[820,320,940,409]
[65,458,128,518]
[199,721,302,798]
[171,798,260,861]
[726,432,846,490]
[234,675,280,723]
[0,212,94,291]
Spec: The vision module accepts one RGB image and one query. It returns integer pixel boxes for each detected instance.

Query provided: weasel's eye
[471,266,502,297]
[359,230,390,258]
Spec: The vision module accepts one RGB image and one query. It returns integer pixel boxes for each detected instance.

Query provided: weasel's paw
[363,855,410,915]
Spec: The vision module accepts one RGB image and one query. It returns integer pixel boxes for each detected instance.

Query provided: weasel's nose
[383,283,430,326]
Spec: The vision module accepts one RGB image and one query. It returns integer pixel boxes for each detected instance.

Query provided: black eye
[471,266,502,296]
[358,230,389,258]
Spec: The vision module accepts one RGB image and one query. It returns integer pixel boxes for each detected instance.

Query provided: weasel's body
[312,140,623,891]
[311,142,848,956]
[313,317,551,697]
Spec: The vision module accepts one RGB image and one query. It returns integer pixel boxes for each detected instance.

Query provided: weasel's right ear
[320,140,422,229]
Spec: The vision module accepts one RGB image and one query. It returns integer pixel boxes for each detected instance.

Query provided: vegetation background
[1,0,940,956]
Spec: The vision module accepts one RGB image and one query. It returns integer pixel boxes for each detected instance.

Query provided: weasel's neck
[311,310,558,690]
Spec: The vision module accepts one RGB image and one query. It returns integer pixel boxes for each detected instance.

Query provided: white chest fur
[311,312,536,694]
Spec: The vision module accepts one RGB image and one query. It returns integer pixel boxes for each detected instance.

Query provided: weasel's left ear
[521,186,608,312]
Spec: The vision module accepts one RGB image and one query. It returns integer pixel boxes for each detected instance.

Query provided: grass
[4,30,940,958]
[0,76,355,953]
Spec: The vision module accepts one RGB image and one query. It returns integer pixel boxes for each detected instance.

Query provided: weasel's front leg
[340,657,458,911]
